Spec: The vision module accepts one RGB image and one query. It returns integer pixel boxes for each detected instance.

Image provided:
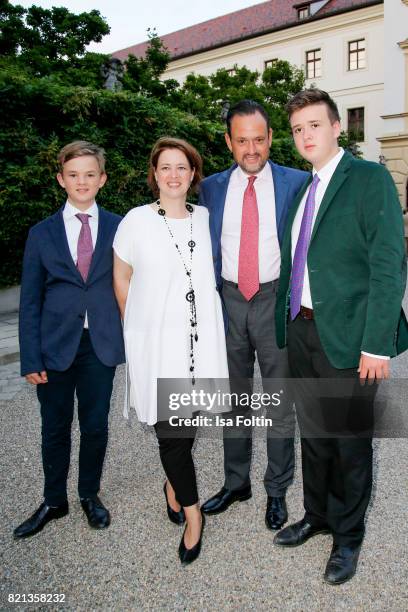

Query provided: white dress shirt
[63,200,98,328]
[221,163,280,283]
[291,149,388,360]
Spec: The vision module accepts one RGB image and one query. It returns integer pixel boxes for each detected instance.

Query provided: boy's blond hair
[57,141,106,173]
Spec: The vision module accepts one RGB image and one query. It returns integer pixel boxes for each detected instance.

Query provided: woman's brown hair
[147,137,203,196]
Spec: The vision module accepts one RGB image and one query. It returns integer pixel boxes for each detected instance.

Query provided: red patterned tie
[75,213,93,281]
[238,176,259,301]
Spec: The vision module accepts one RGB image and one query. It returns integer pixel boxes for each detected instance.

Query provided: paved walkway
[0,312,25,402]
[0,312,19,366]
[0,304,407,610]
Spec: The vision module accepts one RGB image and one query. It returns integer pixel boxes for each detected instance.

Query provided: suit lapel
[213,165,235,243]
[310,152,352,242]
[48,206,83,281]
[282,177,312,255]
[271,161,289,238]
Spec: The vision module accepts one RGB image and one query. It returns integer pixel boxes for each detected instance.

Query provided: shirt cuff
[361,351,390,360]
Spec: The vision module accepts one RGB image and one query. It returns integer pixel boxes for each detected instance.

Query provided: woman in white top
[113,137,229,565]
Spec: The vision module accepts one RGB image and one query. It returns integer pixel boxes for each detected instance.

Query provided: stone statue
[101,57,123,91]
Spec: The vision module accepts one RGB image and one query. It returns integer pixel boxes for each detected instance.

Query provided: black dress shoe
[80,496,110,529]
[163,482,185,525]
[265,496,288,530]
[178,515,205,565]
[13,502,69,539]
[324,544,361,585]
[274,517,330,547]
[201,486,252,515]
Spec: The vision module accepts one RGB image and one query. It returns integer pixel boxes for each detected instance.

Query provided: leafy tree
[127,36,360,156]
[168,62,305,137]
[0,0,25,56]
[0,72,234,286]
[122,29,178,98]
[0,18,362,286]
[0,0,110,85]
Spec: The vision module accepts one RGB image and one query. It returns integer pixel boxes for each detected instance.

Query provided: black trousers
[288,317,376,546]
[37,330,116,506]
[154,420,198,507]
[222,279,295,496]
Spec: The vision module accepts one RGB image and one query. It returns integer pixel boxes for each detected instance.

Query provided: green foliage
[0,20,362,286]
[0,0,110,85]
[122,29,178,99]
[0,72,233,286]
[167,61,305,137]
[120,35,305,140]
[339,131,363,158]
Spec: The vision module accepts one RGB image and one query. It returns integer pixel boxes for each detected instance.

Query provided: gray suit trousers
[222,279,295,496]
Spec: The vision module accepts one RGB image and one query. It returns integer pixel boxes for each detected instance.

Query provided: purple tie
[76,213,93,281]
[290,174,320,320]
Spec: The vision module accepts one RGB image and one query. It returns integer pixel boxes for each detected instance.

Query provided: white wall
[383,0,407,121]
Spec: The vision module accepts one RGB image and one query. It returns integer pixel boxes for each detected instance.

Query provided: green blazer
[275,151,408,369]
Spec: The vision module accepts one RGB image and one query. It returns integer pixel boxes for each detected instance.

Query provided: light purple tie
[76,213,93,281]
[290,174,320,320]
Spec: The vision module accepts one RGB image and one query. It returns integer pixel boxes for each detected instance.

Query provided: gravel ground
[1,360,408,611]
[1,293,407,611]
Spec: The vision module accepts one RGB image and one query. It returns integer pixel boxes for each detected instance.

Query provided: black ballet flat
[163,482,185,525]
[178,514,205,565]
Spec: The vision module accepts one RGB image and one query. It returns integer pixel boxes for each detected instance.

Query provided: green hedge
[0,73,307,286]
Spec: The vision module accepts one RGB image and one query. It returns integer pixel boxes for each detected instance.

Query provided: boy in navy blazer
[14,141,125,538]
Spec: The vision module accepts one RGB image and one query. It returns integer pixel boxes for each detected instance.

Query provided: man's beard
[238,155,267,175]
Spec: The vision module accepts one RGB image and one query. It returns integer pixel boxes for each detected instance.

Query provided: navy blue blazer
[19,205,125,376]
[198,160,309,289]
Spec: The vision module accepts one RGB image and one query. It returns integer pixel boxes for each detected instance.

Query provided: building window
[348,39,366,71]
[298,6,310,19]
[306,49,322,79]
[264,59,278,69]
[348,107,365,141]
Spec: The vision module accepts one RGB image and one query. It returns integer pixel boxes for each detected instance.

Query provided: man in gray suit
[199,100,308,529]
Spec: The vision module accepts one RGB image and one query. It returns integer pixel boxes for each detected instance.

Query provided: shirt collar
[313,148,344,185]
[63,200,98,220]
[233,161,272,185]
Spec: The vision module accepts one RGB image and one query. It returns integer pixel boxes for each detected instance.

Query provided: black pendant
[157,197,197,387]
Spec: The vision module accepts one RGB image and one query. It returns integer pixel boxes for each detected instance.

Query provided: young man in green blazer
[274,88,408,584]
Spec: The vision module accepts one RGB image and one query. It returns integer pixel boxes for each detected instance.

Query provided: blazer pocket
[343,295,367,339]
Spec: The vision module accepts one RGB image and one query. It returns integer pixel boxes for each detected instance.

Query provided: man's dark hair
[226,99,270,135]
[285,88,340,124]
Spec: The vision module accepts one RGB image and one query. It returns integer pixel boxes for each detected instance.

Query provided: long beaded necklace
[156,200,198,385]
